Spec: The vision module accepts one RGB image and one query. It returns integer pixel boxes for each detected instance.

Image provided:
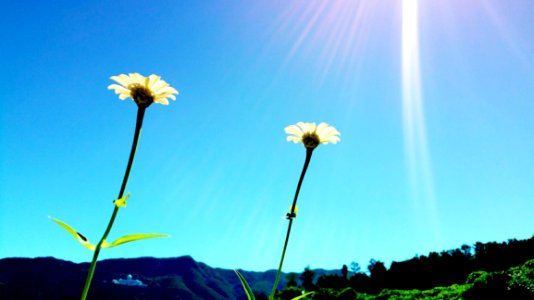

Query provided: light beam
[401,0,442,243]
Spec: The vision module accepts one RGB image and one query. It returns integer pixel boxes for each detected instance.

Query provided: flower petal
[151,79,169,91]
[118,93,130,100]
[287,136,302,143]
[318,126,340,140]
[155,86,178,97]
[284,125,303,137]
[315,122,329,135]
[147,75,161,89]
[109,73,178,106]
[107,84,130,94]
[296,122,308,133]
[154,97,169,105]
[285,122,340,147]
[110,75,131,87]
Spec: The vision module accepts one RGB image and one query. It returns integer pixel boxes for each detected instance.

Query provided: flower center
[129,84,154,108]
[302,132,320,149]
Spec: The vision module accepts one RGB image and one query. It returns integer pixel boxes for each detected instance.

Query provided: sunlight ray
[286,1,329,61]
[401,0,442,243]
[477,0,534,82]
[271,0,376,86]
[339,1,370,72]
[316,2,363,82]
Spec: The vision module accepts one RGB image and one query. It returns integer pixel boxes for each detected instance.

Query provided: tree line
[282,236,533,295]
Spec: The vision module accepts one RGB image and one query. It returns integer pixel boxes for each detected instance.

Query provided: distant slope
[0,256,285,300]
[1,236,532,299]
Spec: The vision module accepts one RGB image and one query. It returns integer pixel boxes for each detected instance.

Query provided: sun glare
[273,0,444,240]
[401,0,442,243]
[273,0,376,82]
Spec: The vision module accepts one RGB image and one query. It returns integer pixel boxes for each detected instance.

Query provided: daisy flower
[285,122,340,149]
[108,73,178,107]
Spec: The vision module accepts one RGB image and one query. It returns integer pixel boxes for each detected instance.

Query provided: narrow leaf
[292,291,314,300]
[103,233,169,248]
[234,270,256,300]
[49,216,96,251]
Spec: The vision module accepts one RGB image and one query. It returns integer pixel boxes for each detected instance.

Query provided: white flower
[108,73,178,107]
[285,122,340,149]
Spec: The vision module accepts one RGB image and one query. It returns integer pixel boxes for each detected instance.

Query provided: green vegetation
[271,237,533,300]
[274,259,533,299]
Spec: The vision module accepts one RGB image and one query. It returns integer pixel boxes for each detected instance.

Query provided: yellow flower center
[129,84,154,108]
[302,132,320,149]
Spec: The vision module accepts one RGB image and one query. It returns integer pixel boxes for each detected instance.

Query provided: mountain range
[2,236,531,299]
[0,256,289,300]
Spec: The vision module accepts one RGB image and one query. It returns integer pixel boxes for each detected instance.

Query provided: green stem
[80,107,146,300]
[270,148,314,300]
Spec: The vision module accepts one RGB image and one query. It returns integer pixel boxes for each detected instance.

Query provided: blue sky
[1,0,533,273]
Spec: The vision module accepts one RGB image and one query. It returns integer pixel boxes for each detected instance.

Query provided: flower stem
[270,148,314,300]
[80,107,146,300]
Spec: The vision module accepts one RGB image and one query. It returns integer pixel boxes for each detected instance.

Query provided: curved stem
[270,148,314,300]
[80,107,146,300]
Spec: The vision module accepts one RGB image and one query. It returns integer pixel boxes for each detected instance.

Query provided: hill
[1,236,532,299]
[0,256,283,300]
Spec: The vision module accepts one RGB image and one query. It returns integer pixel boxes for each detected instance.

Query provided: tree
[341,264,348,279]
[349,272,371,293]
[300,267,315,291]
[368,259,387,279]
[316,274,346,290]
[285,273,298,288]
[461,244,472,257]
[368,259,387,293]
[349,262,361,274]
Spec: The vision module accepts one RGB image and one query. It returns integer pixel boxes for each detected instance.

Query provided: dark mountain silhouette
[1,236,532,299]
[0,256,284,300]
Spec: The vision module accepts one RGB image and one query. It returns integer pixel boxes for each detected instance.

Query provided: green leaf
[234,270,256,300]
[291,291,314,300]
[102,233,169,248]
[49,216,96,251]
